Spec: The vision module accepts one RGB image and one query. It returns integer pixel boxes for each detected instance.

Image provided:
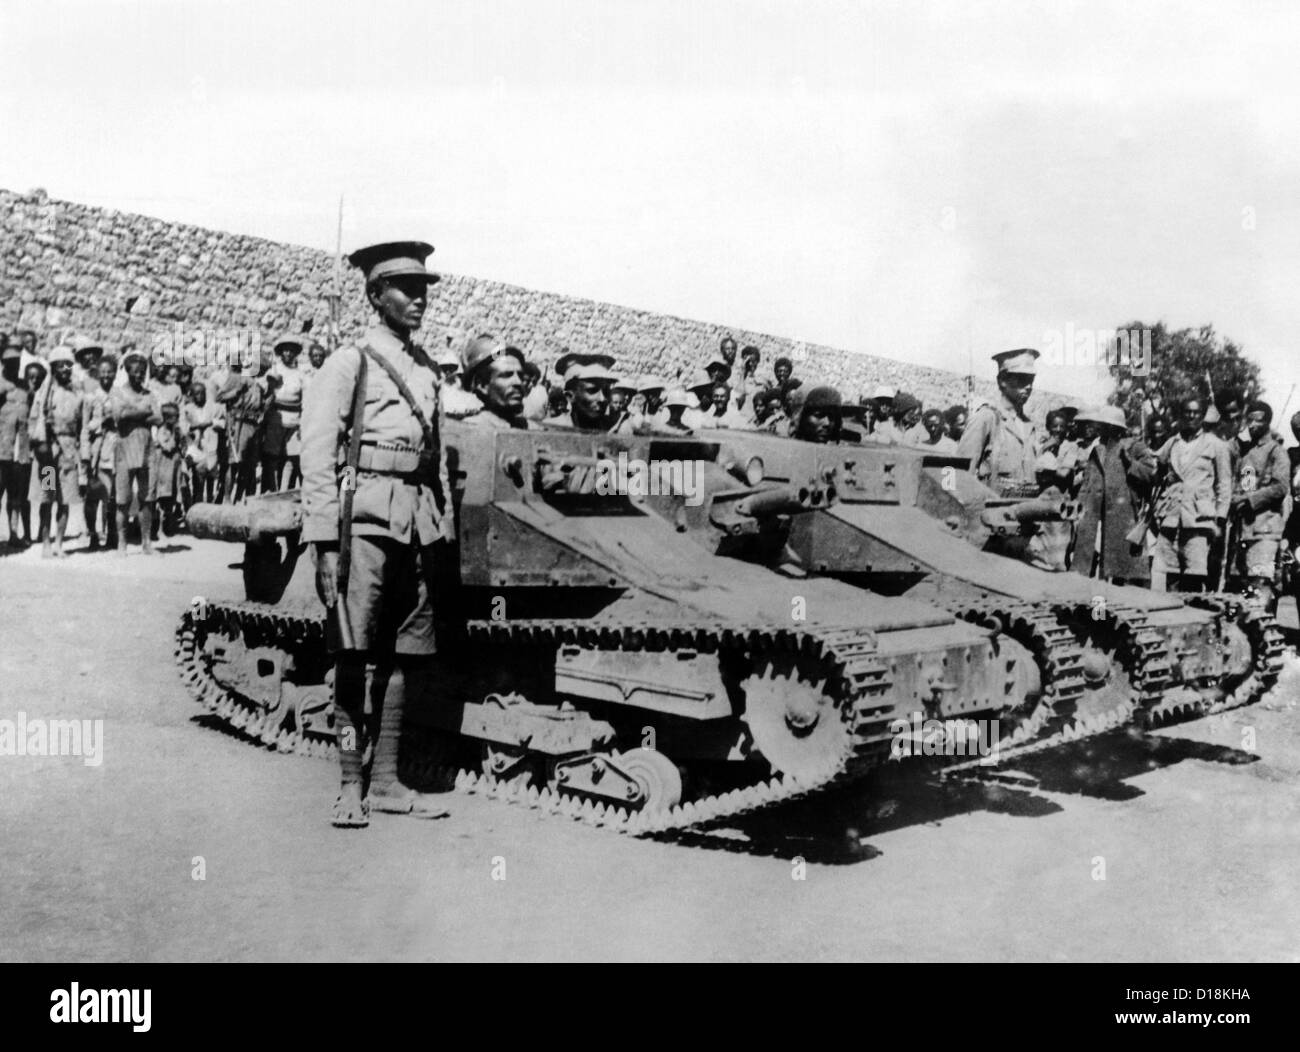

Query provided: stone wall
[0,187,1055,412]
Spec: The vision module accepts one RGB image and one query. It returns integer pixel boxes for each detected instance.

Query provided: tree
[1105,321,1261,429]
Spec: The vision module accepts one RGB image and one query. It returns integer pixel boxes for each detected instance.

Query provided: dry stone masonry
[1,187,1057,411]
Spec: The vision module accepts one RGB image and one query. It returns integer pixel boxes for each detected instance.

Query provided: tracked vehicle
[699,428,1285,733]
[176,423,1108,834]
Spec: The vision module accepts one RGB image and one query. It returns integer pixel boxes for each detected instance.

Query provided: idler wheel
[616,749,683,811]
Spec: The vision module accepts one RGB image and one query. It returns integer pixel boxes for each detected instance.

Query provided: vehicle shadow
[656,725,1260,863]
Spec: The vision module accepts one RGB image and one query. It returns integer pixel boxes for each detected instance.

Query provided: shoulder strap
[359,344,445,512]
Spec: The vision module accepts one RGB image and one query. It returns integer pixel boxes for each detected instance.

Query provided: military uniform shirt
[957,394,1039,490]
[1230,433,1289,539]
[300,325,453,547]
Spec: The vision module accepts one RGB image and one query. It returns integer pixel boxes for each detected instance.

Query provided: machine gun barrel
[981,495,1078,531]
[734,484,823,518]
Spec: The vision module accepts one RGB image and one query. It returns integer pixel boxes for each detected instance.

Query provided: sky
[2,0,1299,407]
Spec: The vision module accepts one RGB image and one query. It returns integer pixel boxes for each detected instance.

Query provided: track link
[176,600,896,835]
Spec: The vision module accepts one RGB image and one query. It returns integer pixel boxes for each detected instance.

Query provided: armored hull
[698,428,1285,732]
[177,423,1103,835]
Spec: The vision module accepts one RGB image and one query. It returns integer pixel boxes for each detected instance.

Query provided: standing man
[1069,406,1155,584]
[608,376,636,421]
[109,348,163,555]
[301,240,454,828]
[70,335,105,396]
[735,345,762,414]
[1227,399,1289,611]
[437,346,482,419]
[182,381,221,506]
[520,359,550,421]
[0,338,31,548]
[915,408,958,452]
[215,352,269,503]
[772,355,794,391]
[29,345,90,559]
[894,393,925,444]
[944,405,968,443]
[260,335,306,492]
[1151,397,1232,593]
[84,354,120,550]
[957,349,1041,495]
[632,375,666,430]
[868,386,902,443]
[1286,410,1300,625]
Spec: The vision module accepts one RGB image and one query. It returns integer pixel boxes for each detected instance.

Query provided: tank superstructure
[179,423,1058,835]
[695,428,1285,729]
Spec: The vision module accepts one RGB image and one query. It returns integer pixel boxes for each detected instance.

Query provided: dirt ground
[2,536,1299,962]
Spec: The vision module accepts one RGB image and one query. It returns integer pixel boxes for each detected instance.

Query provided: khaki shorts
[332,535,439,657]
[115,465,150,507]
[1236,537,1279,580]
[1155,527,1211,576]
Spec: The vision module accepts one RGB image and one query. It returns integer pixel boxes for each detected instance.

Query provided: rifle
[1216,503,1244,593]
[1127,454,1169,547]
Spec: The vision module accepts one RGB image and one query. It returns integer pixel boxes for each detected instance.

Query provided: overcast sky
[3,0,1298,406]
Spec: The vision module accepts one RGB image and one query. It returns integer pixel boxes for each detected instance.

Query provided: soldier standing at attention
[1227,399,1289,611]
[1151,397,1232,593]
[300,240,454,828]
[957,349,1041,494]
[461,335,534,429]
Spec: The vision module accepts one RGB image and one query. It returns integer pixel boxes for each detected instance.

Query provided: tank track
[176,593,1290,830]
[1141,593,1287,726]
[937,594,1281,777]
[177,598,902,835]
[951,598,1087,742]
[1060,598,1175,725]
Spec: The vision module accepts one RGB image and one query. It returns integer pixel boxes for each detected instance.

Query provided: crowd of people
[3,321,1298,619]
[436,333,1299,613]
[0,328,327,556]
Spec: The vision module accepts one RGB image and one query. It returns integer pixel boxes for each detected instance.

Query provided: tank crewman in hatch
[461,334,535,429]
[545,351,618,430]
[957,348,1041,495]
[300,240,455,828]
[791,385,845,444]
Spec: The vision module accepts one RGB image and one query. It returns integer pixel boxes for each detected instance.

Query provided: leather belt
[354,441,434,483]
